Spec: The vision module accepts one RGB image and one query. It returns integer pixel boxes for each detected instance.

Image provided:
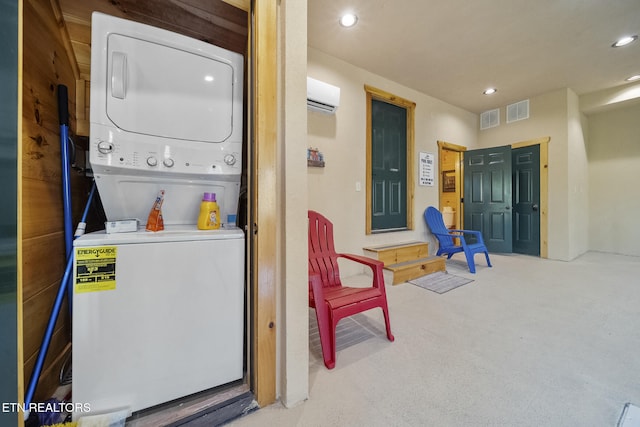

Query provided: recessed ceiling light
[626,74,640,82]
[339,13,358,28]
[612,35,638,48]
[483,88,497,95]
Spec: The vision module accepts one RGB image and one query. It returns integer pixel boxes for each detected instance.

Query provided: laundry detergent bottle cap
[197,192,220,230]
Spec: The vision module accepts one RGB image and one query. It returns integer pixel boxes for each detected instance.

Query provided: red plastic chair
[308,210,394,369]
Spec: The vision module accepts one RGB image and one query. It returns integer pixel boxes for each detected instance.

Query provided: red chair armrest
[337,253,383,269]
[337,253,385,288]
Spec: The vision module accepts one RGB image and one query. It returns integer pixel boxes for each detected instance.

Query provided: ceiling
[307,0,640,114]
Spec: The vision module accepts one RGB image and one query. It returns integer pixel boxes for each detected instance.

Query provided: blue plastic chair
[424,206,492,273]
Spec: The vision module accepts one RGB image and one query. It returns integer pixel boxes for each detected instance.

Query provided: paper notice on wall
[419,152,435,186]
[74,246,117,293]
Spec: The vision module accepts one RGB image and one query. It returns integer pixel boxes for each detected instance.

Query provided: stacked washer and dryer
[72,13,245,418]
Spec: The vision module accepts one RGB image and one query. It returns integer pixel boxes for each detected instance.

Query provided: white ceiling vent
[480,108,500,130]
[507,99,529,123]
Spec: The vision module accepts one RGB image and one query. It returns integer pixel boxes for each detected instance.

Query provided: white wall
[567,90,590,259]
[587,102,640,256]
[278,0,310,407]
[307,48,478,276]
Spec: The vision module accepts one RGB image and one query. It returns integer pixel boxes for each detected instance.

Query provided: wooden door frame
[188,0,281,407]
[441,137,549,258]
[249,0,277,407]
[437,140,466,229]
[364,85,416,234]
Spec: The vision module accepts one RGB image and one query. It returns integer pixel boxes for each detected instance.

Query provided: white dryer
[73,13,245,419]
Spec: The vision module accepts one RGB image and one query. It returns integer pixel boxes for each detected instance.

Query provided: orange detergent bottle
[197,192,220,230]
[145,190,165,232]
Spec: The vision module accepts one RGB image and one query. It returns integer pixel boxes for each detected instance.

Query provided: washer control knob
[97,140,114,154]
[224,154,237,166]
[163,158,175,168]
[146,157,158,167]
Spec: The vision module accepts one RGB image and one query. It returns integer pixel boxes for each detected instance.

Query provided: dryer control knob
[146,157,158,167]
[224,154,237,166]
[163,158,175,168]
[97,140,114,154]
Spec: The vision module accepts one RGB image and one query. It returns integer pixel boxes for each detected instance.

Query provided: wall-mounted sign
[419,152,435,186]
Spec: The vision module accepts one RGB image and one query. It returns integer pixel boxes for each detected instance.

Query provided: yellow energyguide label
[74,246,117,293]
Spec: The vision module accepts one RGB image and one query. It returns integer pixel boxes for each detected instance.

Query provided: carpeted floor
[230,252,640,427]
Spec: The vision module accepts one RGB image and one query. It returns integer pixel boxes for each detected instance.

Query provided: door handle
[111,51,127,99]
[532,204,539,211]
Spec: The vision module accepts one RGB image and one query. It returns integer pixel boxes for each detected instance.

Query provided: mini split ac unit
[307,77,340,114]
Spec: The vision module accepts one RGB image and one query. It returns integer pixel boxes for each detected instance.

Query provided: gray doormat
[618,403,640,427]
[408,271,474,294]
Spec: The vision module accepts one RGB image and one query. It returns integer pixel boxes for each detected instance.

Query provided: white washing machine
[73,227,244,414]
[73,13,245,418]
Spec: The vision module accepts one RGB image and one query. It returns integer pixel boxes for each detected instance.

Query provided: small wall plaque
[307,147,325,167]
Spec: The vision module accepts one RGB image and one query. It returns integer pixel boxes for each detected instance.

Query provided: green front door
[371,99,407,231]
[512,145,541,255]
[464,145,513,253]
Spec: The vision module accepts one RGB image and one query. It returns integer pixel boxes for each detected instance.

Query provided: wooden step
[363,241,429,266]
[384,256,446,285]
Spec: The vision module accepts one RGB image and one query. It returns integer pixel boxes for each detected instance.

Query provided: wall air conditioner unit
[307,77,340,114]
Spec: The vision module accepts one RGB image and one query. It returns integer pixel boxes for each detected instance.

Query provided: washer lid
[105,33,236,143]
[74,226,245,246]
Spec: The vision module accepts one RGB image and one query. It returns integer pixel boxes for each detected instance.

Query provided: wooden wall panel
[23,284,69,367]
[58,0,124,23]
[65,19,91,43]
[70,41,90,74]
[23,334,70,402]
[21,179,65,239]
[22,233,66,302]
[22,0,86,400]
[20,123,62,182]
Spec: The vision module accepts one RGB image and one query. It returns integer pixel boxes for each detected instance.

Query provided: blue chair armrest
[450,229,486,244]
